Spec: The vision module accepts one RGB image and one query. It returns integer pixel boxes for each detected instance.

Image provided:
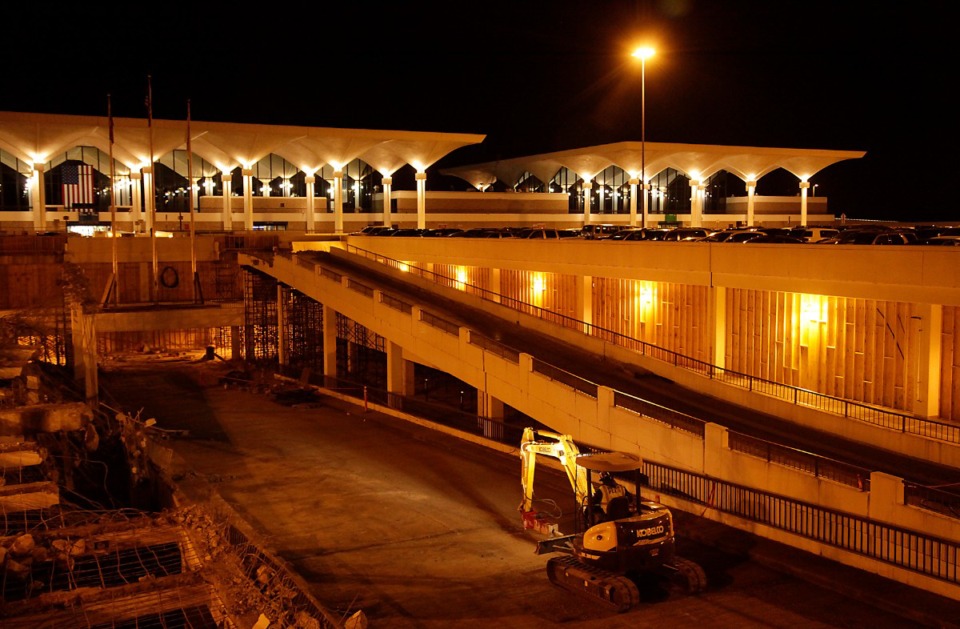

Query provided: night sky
[3,1,953,221]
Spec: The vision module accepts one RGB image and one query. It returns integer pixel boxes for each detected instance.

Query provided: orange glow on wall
[530,273,546,306]
[801,293,827,324]
[635,280,655,322]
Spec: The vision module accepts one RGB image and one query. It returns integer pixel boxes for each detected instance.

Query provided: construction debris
[0,332,343,628]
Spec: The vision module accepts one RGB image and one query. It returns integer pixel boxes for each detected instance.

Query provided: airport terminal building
[1,111,863,234]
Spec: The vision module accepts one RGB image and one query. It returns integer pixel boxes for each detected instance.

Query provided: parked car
[921,235,960,246]
[606,228,643,240]
[388,228,428,237]
[449,227,508,238]
[819,228,919,245]
[698,229,754,242]
[618,228,673,241]
[791,227,840,243]
[915,225,960,241]
[721,230,771,243]
[739,233,805,244]
[661,227,711,241]
[354,225,397,236]
[517,227,568,239]
[581,223,625,239]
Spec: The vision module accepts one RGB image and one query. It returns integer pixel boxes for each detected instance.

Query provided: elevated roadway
[275,248,960,489]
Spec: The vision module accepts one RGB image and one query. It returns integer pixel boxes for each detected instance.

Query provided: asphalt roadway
[99,359,959,628]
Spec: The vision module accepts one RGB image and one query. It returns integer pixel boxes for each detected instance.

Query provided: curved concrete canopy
[441,140,865,189]
[0,111,485,177]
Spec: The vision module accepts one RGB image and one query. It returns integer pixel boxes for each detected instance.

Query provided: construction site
[3,225,960,628]
[0,232,358,629]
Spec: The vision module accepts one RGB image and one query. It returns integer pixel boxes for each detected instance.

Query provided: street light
[632,46,655,228]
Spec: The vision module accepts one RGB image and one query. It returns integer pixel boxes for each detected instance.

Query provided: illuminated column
[221,172,233,231]
[322,304,338,379]
[277,285,287,367]
[353,179,363,211]
[710,286,726,369]
[914,304,942,418]
[131,172,143,230]
[642,182,650,228]
[415,171,427,230]
[576,275,593,327]
[598,185,606,215]
[689,179,701,227]
[242,168,254,230]
[799,181,810,227]
[581,181,593,225]
[382,176,393,228]
[305,175,316,232]
[628,177,639,227]
[189,177,199,215]
[261,180,271,197]
[30,165,46,231]
[698,181,705,225]
[333,170,344,233]
[746,180,757,227]
[143,166,154,230]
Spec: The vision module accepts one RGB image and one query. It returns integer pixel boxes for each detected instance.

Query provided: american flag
[62,163,94,208]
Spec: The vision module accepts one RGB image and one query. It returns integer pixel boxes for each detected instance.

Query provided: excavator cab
[577,452,643,530]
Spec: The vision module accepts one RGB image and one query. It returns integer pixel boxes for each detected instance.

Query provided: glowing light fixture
[532,274,545,294]
[801,293,827,323]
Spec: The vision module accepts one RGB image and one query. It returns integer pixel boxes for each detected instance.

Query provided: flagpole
[187,99,202,303]
[147,75,158,303]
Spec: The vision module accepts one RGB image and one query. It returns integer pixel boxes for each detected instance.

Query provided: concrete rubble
[0,333,345,628]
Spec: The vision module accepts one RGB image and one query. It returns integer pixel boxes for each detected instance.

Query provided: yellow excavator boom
[519,427,590,514]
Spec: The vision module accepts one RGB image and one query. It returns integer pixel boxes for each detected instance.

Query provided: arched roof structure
[0,111,485,177]
[440,141,865,189]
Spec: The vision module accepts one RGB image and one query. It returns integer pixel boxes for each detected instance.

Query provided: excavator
[519,427,707,613]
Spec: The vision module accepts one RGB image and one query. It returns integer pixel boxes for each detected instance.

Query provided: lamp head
[631,46,655,61]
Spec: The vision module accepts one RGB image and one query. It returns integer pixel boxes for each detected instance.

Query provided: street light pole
[632,46,655,229]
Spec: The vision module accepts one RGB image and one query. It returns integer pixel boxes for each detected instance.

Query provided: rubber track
[546,555,641,613]
[674,556,708,594]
